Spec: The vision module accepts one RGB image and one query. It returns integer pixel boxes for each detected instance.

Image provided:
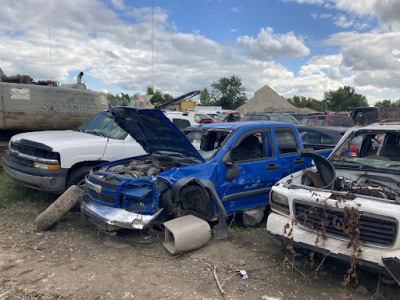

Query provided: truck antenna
[48,25,53,80]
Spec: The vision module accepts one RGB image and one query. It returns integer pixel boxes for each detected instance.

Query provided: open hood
[108,107,204,162]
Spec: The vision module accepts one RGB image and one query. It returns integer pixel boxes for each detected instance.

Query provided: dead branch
[202,259,225,295]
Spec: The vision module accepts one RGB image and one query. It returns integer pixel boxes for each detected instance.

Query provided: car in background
[296,125,347,150]
[212,111,241,123]
[242,113,300,125]
[351,107,400,125]
[2,110,195,194]
[186,111,215,124]
[301,113,354,127]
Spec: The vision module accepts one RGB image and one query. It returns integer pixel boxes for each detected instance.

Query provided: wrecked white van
[267,122,400,284]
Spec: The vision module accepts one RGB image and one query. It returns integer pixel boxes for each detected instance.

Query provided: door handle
[265,163,279,171]
[293,158,304,165]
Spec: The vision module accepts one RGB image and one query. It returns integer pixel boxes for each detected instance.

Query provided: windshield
[330,130,400,170]
[185,128,232,160]
[215,112,228,121]
[78,111,128,140]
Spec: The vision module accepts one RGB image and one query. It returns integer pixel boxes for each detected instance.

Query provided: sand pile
[237,85,315,114]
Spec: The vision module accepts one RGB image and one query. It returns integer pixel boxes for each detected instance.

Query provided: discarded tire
[35,185,84,231]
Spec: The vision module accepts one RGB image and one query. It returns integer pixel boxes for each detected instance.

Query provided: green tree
[146,86,173,105]
[375,99,392,108]
[199,88,213,106]
[287,95,325,111]
[211,75,247,109]
[322,86,368,111]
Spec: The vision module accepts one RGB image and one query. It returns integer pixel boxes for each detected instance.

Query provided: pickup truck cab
[82,107,334,238]
[2,110,195,194]
[267,122,400,284]
[212,110,241,123]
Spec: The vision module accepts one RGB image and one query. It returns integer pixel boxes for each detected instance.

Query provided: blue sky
[1,0,399,105]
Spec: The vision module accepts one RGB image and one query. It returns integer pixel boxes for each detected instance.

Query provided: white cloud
[0,0,398,106]
[236,27,310,61]
[110,0,125,11]
[287,0,400,29]
[333,14,353,28]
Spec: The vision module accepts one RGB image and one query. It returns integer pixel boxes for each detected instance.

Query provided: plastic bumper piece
[2,154,67,194]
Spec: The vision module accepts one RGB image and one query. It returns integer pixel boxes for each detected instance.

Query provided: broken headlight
[270,191,289,215]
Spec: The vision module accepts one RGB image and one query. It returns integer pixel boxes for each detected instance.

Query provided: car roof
[186,120,295,131]
[296,125,348,135]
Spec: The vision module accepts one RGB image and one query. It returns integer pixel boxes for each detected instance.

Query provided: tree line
[109,75,399,112]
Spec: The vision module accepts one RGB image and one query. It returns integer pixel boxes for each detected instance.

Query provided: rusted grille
[294,202,397,247]
[88,189,115,205]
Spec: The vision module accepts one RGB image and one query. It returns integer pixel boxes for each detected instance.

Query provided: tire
[66,165,93,189]
[66,166,93,211]
[35,185,84,231]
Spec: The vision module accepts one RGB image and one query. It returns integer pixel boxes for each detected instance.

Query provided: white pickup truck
[267,122,400,284]
[2,110,195,194]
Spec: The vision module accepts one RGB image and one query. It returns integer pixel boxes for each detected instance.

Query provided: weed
[46,262,55,268]
[108,256,117,262]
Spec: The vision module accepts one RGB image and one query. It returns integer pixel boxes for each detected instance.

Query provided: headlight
[33,162,61,170]
[270,191,290,215]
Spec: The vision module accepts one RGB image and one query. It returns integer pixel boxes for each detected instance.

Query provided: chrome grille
[294,202,397,247]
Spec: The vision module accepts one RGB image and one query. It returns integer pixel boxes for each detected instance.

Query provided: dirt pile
[237,85,315,114]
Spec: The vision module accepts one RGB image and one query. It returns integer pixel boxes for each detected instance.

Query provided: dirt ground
[1,193,400,300]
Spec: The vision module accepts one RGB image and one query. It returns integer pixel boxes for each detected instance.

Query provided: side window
[275,127,299,155]
[317,116,325,126]
[228,113,240,122]
[320,134,333,144]
[307,116,316,126]
[172,118,190,131]
[231,132,265,162]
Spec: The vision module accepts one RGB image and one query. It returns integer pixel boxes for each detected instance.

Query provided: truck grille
[88,189,115,204]
[294,202,397,247]
[10,142,60,161]
[89,174,120,191]
[11,142,36,156]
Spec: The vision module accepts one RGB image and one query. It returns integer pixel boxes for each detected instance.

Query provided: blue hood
[108,107,204,162]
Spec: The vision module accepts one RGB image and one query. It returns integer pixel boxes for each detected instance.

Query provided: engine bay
[100,152,197,178]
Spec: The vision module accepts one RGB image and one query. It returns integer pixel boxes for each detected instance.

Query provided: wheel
[66,165,93,189]
[66,166,93,211]
[35,185,84,231]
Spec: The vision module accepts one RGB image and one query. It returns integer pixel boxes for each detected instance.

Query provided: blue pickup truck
[82,107,333,238]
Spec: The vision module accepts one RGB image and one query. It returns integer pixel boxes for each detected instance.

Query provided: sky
[0,0,399,106]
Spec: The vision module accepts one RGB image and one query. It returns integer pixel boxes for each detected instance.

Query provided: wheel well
[66,161,107,183]
[176,183,215,221]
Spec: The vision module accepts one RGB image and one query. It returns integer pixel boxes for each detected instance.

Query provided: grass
[0,171,57,209]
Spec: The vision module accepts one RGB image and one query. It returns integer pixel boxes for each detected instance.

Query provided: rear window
[171,118,191,131]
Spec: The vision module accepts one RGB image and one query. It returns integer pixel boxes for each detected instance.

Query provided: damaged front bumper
[267,212,400,284]
[81,197,163,232]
